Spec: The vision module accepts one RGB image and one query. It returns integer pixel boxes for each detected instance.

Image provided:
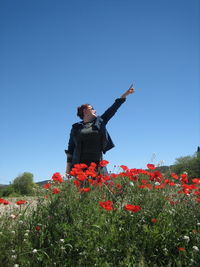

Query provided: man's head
[77,104,96,120]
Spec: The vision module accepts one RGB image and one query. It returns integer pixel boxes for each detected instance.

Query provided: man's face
[84,105,96,118]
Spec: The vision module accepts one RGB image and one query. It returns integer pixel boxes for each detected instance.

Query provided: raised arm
[101,87,135,124]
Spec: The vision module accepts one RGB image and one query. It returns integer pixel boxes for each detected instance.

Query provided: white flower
[183,235,190,242]
[197,222,200,226]
[129,182,134,187]
[14,264,19,267]
[60,239,65,243]
[25,230,30,233]
[163,248,168,252]
[155,182,160,186]
[11,255,17,259]
[192,246,199,251]
[32,249,37,254]
[10,214,16,219]
[11,231,15,234]
[11,250,16,253]
[24,233,29,237]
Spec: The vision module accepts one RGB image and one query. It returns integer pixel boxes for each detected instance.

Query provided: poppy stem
[103,183,117,201]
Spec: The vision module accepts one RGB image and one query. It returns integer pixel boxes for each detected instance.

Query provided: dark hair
[77,104,91,119]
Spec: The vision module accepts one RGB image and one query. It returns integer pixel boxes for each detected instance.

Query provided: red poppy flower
[196,197,200,203]
[152,218,156,223]
[182,184,197,190]
[74,180,80,188]
[154,184,165,189]
[194,189,200,195]
[141,179,148,184]
[124,204,141,212]
[0,198,5,204]
[52,172,64,183]
[192,230,197,233]
[178,247,185,251]
[99,200,113,211]
[85,169,97,177]
[0,198,10,205]
[171,173,178,179]
[139,184,152,189]
[43,183,51,189]
[180,173,188,184]
[149,171,163,182]
[35,225,41,231]
[129,175,138,181]
[80,187,91,193]
[169,200,175,205]
[181,173,187,179]
[117,183,122,190]
[16,200,27,205]
[89,162,97,168]
[77,173,87,181]
[192,178,200,184]
[79,163,88,169]
[3,200,10,205]
[147,164,156,170]
[120,165,129,171]
[52,188,60,194]
[73,164,82,169]
[99,160,109,167]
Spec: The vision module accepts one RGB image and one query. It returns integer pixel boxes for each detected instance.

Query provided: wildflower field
[0,161,200,267]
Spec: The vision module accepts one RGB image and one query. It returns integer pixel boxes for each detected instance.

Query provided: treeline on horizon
[0,149,199,198]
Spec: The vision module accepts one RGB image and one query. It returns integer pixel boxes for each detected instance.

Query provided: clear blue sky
[0,0,199,184]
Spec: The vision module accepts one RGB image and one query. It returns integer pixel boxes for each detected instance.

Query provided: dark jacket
[65,98,126,166]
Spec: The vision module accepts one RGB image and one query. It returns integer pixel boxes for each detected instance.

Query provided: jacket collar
[76,116,103,130]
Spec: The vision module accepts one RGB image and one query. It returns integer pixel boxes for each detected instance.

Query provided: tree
[171,151,200,180]
[13,172,35,195]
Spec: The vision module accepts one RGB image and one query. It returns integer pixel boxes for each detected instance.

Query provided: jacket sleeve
[65,127,75,163]
[100,98,126,125]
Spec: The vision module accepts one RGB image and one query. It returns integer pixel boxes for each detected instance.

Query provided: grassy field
[0,161,200,266]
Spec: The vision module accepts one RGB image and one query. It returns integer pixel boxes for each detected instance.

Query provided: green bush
[12,172,35,195]
[172,152,200,181]
[0,185,14,197]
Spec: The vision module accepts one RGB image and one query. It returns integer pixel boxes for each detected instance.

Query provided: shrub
[12,172,35,195]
